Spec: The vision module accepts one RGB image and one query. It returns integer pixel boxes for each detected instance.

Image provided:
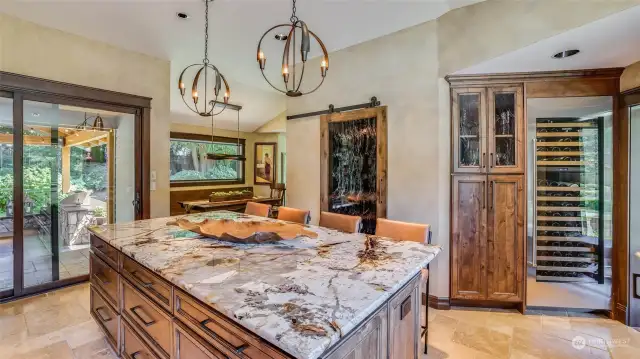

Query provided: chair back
[375,218,431,244]
[270,183,286,206]
[245,202,271,218]
[277,206,310,224]
[319,212,362,233]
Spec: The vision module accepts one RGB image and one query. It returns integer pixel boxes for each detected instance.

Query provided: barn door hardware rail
[286,96,381,120]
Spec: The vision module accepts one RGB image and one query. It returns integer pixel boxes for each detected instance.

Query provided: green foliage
[83,163,107,191]
[205,164,237,180]
[170,170,204,181]
[93,206,106,217]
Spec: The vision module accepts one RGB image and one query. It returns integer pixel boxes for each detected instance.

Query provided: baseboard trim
[450,298,520,309]
[422,293,450,310]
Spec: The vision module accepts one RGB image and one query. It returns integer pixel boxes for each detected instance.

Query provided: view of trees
[170,139,241,181]
[0,128,108,216]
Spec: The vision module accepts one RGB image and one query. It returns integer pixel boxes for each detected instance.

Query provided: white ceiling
[455,5,640,75]
[0,0,483,131]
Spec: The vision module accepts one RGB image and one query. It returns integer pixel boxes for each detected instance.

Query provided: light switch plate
[150,181,156,191]
[150,170,157,181]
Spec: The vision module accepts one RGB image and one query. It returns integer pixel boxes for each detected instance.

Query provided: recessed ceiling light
[552,49,580,59]
[176,12,190,20]
[274,33,288,41]
[31,112,40,117]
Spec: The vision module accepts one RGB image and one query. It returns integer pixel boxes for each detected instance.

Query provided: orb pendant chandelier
[256,0,329,97]
[178,0,230,117]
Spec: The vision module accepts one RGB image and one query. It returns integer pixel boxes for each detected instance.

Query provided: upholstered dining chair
[375,218,432,354]
[277,206,310,224]
[244,202,272,218]
[319,212,362,233]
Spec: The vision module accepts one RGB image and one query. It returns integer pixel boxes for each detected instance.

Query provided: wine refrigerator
[533,117,605,284]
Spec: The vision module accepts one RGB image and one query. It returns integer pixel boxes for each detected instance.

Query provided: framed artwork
[254,142,277,186]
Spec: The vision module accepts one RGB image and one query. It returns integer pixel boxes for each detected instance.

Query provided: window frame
[169,131,246,187]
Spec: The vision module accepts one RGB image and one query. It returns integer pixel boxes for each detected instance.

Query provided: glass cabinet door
[488,86,523,173]
[452,88,486,173]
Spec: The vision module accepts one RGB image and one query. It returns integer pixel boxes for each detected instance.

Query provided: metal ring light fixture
[178,0,230,116]
[256,0,329,97]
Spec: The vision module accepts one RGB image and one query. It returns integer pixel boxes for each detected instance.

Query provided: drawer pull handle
[200,318,249,353]
[131,351,146,359]
[95,272,111,285]
[130,305,156,327]
[131,270,154,288]
[400,296,412,320]
[95,306,112,322]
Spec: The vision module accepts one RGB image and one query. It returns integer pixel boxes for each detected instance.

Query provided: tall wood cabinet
[450,85,525,305]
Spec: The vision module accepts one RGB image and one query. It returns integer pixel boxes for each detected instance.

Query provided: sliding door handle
[482,181,485,209]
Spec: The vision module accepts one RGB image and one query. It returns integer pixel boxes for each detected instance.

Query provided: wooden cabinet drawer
[90,252,119,309]
[90,285,119,354]
[91,235,119,270]
[388,275,420,359]
[122,279,173,358]
[122,317,162,359]
[174,321,229,359]
[174,290,286,359]
[122,254,172,313]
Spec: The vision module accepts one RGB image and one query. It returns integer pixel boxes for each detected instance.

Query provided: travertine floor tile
[451,323,511,358]
[10,341,75,359]
[2,285,636,359]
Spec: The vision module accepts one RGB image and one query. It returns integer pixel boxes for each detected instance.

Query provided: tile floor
[0,284,639,359]
[0,234,90,291]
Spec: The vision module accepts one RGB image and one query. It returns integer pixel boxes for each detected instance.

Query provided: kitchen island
[87,211,440,359]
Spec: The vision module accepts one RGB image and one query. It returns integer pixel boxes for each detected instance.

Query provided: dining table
[178,196,282,214]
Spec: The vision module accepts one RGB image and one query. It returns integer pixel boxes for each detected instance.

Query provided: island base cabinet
[90,285,120,355]
[174,321,230,359]
[122,317,161,359]
[388,278,420,359]
[322,304,388,359]
[322,275,420,359]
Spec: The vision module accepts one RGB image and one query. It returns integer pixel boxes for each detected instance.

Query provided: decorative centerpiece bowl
[173,218,318,244]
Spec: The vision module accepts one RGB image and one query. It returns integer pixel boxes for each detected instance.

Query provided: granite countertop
[88,211,441,359]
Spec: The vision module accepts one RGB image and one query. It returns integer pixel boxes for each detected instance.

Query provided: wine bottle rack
[534,117,605,284]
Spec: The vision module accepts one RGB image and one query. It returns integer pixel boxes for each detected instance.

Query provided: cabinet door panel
[487,175,524,301]
[452,88,487,173]
[451,175,487,299]
[488,86,524,173]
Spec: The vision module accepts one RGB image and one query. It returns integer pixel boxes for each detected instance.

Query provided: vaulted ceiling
[0,0,483,131]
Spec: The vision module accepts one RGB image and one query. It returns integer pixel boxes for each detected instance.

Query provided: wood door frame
[320,106,387,219]
[0,71,151,302]
[613,86,640,324]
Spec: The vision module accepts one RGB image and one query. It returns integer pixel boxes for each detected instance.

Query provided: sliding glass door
[0,92,140,300]
[0,93,15,299]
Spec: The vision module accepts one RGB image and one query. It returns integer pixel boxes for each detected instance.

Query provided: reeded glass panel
[494,93,516,166]
[459,94,480,167]
[328,118,377,234]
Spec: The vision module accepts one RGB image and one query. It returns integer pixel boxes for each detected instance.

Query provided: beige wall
[622,60,640,92]
[169,123,285,198]
[286,21,451,295]
[437,0,638,75]
[0,13,172,218]
[286,0,635,298]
